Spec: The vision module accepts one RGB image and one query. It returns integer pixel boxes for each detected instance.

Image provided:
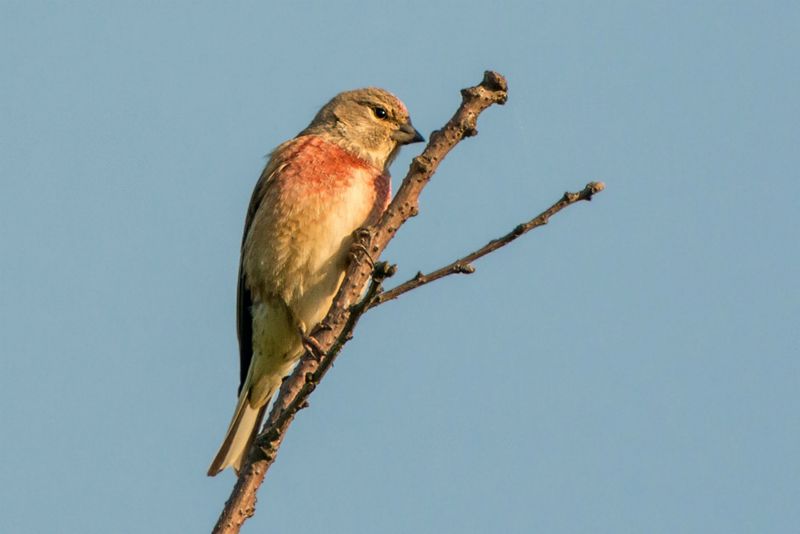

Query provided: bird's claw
[348,227,376,267]
[300,332,326,361]
[348,241,375,269]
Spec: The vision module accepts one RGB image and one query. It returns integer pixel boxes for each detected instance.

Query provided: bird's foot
[349,226,375,267]
[349,242,375,269]
[352,227,372,242]
[300,332,326,361]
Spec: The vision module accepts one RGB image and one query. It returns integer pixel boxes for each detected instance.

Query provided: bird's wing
[236,146,290,394]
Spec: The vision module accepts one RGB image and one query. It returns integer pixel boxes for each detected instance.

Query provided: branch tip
[456,263,476,274]
[586,181,605,198]
[481,70,508,93]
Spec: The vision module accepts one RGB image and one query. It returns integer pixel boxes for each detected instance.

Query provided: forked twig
[371,181,606,308]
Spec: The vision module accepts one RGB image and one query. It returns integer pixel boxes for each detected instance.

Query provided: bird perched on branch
[208,88,424,476]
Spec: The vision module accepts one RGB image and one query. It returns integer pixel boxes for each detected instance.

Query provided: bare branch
[212,71,509,534]
[372,181,606,307]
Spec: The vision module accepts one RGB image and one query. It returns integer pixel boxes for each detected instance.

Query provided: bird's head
[301,87,424,171]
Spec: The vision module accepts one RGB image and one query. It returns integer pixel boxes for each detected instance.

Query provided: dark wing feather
[236,262,253,395]
[236,156,282,394]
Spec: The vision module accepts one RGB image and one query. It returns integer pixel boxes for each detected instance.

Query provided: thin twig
[211,71,509,534]
[372,181,606,308]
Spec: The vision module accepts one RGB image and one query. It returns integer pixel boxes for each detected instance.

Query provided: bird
[207,88,424,476]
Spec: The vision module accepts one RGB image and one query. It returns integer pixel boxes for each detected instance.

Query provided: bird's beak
[393,121,425,145]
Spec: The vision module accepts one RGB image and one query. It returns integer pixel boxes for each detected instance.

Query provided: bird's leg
[349,227,375,268]
[299,329,326,361]
[352,227,371,241]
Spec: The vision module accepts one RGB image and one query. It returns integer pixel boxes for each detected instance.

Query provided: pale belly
[245,166,379,334]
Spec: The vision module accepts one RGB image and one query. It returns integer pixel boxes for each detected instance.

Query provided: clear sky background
[1,2,798,533]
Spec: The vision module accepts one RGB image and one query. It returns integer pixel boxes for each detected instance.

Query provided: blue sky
[1,2,798,533]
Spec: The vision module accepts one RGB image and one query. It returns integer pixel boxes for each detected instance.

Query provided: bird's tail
[207,388,271,476]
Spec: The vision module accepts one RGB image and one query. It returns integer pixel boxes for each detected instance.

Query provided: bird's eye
[373,106,388,120]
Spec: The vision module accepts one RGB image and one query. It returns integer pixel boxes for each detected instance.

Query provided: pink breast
[274,136,390,223]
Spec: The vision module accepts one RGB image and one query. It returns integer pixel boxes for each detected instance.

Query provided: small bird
[208,88,423,476]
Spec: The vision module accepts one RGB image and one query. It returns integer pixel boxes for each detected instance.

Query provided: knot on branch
[254,426,281,451]
[373,261,398,281]
[411,156,432,174]
[455,263,475,274]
